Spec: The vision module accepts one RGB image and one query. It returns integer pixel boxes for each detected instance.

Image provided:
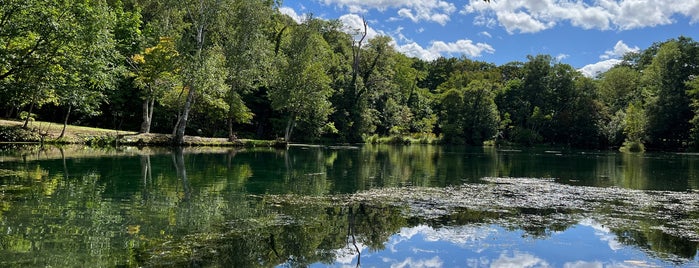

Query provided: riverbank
[0,119,286,147]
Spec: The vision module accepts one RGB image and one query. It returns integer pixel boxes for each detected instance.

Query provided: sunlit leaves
[271,19,334,141]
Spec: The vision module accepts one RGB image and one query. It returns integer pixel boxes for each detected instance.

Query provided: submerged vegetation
[0,1,698,149]
[2,145,699,266]
[140,177,699,266]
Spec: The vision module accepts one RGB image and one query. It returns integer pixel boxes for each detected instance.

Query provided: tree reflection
[1,145,699,267]
[614,227,699,260]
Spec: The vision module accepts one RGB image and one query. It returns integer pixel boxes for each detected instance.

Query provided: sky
[279,0,699,77]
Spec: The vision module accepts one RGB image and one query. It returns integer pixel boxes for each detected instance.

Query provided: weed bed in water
[142,177,699,266]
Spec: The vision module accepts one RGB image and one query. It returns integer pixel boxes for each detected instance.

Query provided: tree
[439,89,464,144]
[686,76,699,148]
[598,66,642,112]
[173,0,231,144]
[642,39,698,148]
[462,80,500,145]
[0,0,118,131]
[0,0,84,127]
[221,0,275,140]
[622,102,647,152]
[271,19,334,141]
[439,80,500,145]
[130,37,180,133]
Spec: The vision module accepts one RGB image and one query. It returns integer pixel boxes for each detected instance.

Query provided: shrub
[620,140,645,152]
[0,126,41,142]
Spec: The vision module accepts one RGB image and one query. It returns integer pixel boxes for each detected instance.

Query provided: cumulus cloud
[339,14,383,40]
[462,0,699,34]
[580,40,638,77]
[284,7,494,62]
[563,261,604,268]
[556,53,570,61]
[491,251,550,268]
[578,219,624,251]
[397,39,495,61]
[600,40,640,60]
[321,0,457,25]
[580,59,622,78]
[338,15,495,61]
[279,7,304,24]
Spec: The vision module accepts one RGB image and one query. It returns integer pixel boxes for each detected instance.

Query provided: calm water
[0,144,698,267]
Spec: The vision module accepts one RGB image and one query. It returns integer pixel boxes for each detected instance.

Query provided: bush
[0,126,41,142]
[620,140,645,152]
[83,135,118,147]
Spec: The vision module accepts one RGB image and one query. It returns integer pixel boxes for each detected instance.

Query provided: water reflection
[0,145,698,267]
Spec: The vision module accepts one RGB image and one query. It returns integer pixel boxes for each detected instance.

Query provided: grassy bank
[363,133,441,145]
[0,119,286,148]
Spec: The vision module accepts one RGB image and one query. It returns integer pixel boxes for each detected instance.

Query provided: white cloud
[397,42,442,61]
[397,39,495,61]
[279,7,304,24]
[600,40,640,60]
[579,59,622,78]
[580,40,638,77]
[432,40,495,57]
[563,261,604,268]
[290,8,494,63]
[321,0,457,25]
[388,256,443,268]
[578,59,621,77]
[556,53,570,61]
[462,0,699,34]
[496,11,556,33]
[491,251,551,268]
[339,14,383,41]
[578,219,624,251]
[392,26,412,43]
[479,31,492,38]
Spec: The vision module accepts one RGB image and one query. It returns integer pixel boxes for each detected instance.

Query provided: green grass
[0,119,285,148]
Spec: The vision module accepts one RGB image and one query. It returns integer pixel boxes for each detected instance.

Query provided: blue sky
[279,0,699,77]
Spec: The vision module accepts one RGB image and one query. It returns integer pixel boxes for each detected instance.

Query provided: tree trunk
[140,98,153,133]
[174,86,196,144]
[172,147,190,201]
[22,100,35,129]
[227,116,235,141]
[59,105,71,139]
[284,116,295,141]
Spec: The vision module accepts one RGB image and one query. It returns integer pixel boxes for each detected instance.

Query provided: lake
[1,144,698,267]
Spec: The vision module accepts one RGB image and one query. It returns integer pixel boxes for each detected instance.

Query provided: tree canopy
[1,2,698,150]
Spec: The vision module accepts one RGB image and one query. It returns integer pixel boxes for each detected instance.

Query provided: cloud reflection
[490,251,551,268]
[579,219,623,251]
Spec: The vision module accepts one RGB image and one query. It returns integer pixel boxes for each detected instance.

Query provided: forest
[1,0,698,150]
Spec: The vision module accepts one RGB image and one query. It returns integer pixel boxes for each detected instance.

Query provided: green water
[0,145,698,267]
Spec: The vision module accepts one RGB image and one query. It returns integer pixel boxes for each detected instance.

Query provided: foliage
[621,102,647,152]
[270,18,334,141]
[0,125,41,142]
[0,2,698,149]
[686,76,699,148]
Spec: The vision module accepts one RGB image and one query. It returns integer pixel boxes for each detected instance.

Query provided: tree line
[1,0,698,150]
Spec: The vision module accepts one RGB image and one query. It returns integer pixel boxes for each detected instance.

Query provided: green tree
[439,80,500,145]
[598,66,642,146]
[172,0,231,144]
[686,76,699,148]
[598,66,642,112]
[221,0,275,140]
[271,19,334,141]
[642,38,698,148]
[462,80,500,145]
[130,37,180,133]
[621,102,647,152]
